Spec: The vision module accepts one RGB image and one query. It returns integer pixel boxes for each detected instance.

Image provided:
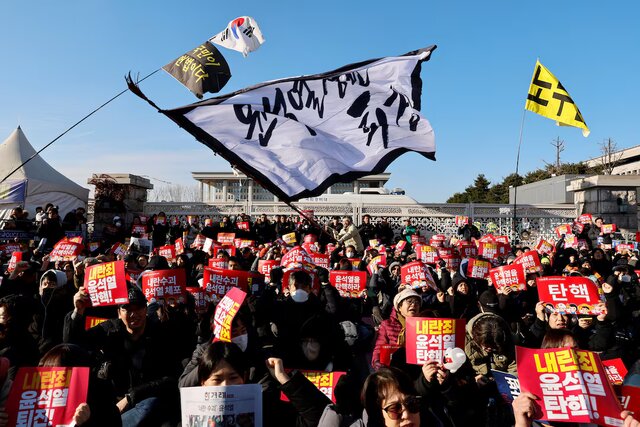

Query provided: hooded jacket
[465,311,517,376]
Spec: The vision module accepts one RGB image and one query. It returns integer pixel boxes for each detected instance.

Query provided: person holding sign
[372,288,422,370]
[37,343,122,426]
[64,286,183,426]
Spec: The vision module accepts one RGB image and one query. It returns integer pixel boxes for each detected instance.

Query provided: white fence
[143,201,581,245]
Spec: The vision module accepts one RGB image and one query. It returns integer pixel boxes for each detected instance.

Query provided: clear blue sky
[1,1,638,202]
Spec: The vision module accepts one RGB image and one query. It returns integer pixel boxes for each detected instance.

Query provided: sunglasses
[383,396,421,419]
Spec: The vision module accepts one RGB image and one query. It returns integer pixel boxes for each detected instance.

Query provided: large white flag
[210,16,265,57]
[131,46,437,202]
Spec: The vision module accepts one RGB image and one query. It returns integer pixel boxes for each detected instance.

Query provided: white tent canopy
[0,127,89,221]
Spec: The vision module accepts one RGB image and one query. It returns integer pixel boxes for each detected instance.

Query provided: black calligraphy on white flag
[147,46,436,201]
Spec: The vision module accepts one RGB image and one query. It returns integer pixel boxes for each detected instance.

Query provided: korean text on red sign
[489,263,526,292]
[141,268,187,305]
[84,260,129,307]
[401,261,437,290]
[467,258,491,279]
[516,346,622,426]
[537,276,603,315]
[329,271,367,298]
[213,287,246,342]
[405,318,466,365]
[6,367,90,427]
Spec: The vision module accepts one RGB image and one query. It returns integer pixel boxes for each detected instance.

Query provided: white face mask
[621,275,631,283]
[302,340,321,361]
[231,334,249,352]
[291,289,309,303]
[346,252,355,258]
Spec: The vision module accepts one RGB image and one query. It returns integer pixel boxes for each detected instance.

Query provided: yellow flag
[525,60,590,137]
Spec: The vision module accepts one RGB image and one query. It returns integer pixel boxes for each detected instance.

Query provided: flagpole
[0,68,161,185]
[512,109,527,242]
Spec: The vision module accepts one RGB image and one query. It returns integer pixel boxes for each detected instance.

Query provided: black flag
[162,42,231,99]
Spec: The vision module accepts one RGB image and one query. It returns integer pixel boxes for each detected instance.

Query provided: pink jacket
[371,308,404,370]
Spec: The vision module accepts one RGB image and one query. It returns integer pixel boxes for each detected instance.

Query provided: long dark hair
[197,341,248,385]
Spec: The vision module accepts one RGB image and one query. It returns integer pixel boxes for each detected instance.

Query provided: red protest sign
[555,224,573,238]
[467,258,490,279]
[380,344,402,367]
[132,224,147,235]
[209,258,229,269]
[489,263,526,292]
[578,214,593,225]
[440,254,461,270]
[7,251,22,273]
[455,216,469,226]
[415,244,439,265]
[406,318,466,365]
[236,221,250,231]
[174,238,184,255]
[619,386,640,415]
[329,271,367,298]
[477,241,498,260]
[84,316,109,331]
[141,269,186,305]
[401,261,437,290]
[603,359,628,386]
[564,235,578,249]
[537,276,603,315]
[258,260,278,282]
[497,242,511,257]
[158,245,176,262]
[280,246,313,270]
[602,224,617,234]
[186,287,212,314]
[213,287,246,342]
[573,222,585,234]
[457,242,478,258]
[50,239,84,262]
[234,239,254,249]
[217,232,236,245]
[110,242,128,257]
[514,250,542,273]
[428,235,445,248]
[203,267,264,301]
[535,239,554,255]
[310,252,330,269]
[516,346,622,425]
[84,260,129,307]
[366,255,387,275]
[479,234,496,243]
[395,240,408,255]
[7,367,90,427]
[125,268,142,283]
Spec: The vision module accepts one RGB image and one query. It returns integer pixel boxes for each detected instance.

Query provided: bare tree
[542,137,565,175]
[148,184,202,202]
[597,138,623,175]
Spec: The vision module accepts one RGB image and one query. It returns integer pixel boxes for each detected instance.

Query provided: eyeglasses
[382,396,421,419]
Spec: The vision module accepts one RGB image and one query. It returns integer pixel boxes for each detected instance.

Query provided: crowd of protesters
[1,205,640,427]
